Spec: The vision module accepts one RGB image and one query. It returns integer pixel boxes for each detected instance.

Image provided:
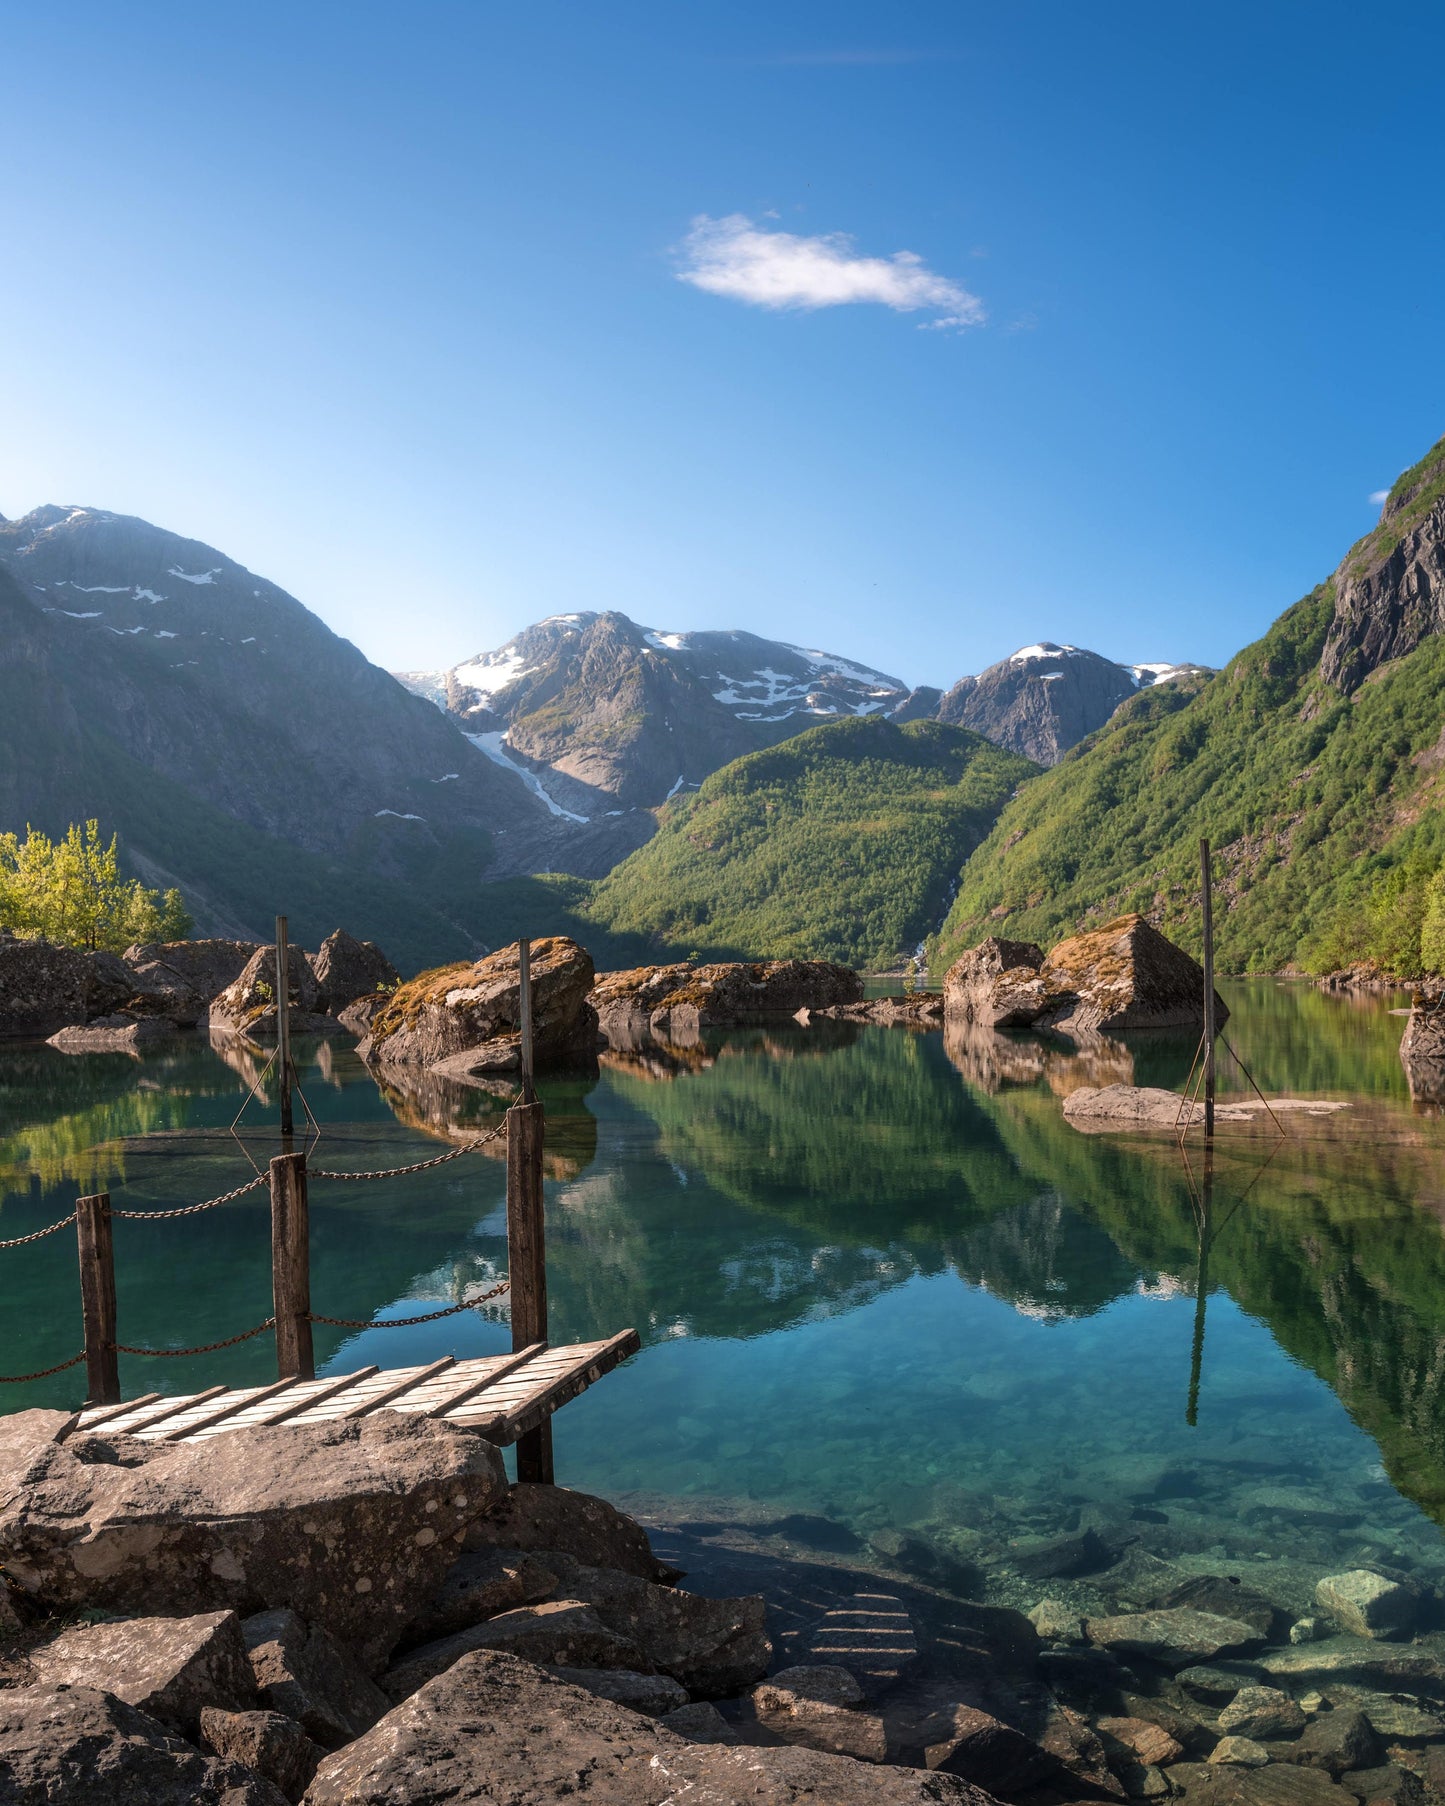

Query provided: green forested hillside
[479,717,1035,970]
[931,447,1445,976]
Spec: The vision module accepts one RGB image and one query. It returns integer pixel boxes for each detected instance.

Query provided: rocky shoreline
[2,1407,1443,1803]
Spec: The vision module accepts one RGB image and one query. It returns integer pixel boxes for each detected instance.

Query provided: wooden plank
[339,1356,456,1419]
[77,1392,160,1430]
[504,1331,640,1442]
[96,1386,227,1436]
[439,1331,639,1443]
[156,1375,305,1441]
[239,1365,380,1429]
[417,1345,544,1418]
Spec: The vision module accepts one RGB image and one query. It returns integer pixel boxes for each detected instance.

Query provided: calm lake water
[5,980,1445,1623]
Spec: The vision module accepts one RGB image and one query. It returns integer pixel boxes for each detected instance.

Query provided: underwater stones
[868,1526,979,1593]
[1012,1526,1112,1579]
[1210,1737,1273,1767]
[1257,1636,1445,1692]
[1327,1689,1445,1740]
[796,1593,919,1698]
[1152,1576,1283,1641]
[661,1700,740,1742]
[1217,1687,1307,1741]
[923,1702,1057,1792]
[750,1665,887,1763]
[1086,1608,1260,1669]
[1313,1570,1415,1641]
[1283,1708,1381,1776]
[1177,1661,1269,1700]
[1340,1763,1427,1806]
[27,1608,255,1735]
[1095,1714,1186,1768]
[1028,1598,1085,1644]
[1290,1618,1323,1644]
[1164,1761,1349,1806]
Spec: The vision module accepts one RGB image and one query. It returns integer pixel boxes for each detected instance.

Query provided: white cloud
[677,213,985,330]
[1369,489,1390,507]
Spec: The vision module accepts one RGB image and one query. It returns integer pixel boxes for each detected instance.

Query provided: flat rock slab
[1217,1687,1307,1741]
[1257,1636,1445,1692]
[0,1409,506,1670]
[794,1592,919,1698]
[1085,1608,1259,1667]
[0,1683,288,1804]
[28,1608,255,1734]
[304,1649,990,1805]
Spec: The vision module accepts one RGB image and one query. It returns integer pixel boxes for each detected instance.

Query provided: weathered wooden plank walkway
[73,1331,640,1446]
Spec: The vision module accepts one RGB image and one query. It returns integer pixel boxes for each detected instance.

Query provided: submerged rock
[1314,1569,1415,1640]
[750,1664,887,1763]
[381,1600,649,1700]
[362,935,596,1075]
[1085,1608,1259,1668]
[1217,1687,1307,1741]
[305,1650,986,1805]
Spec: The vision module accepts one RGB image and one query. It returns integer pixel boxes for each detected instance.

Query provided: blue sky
[2,1,1442,687]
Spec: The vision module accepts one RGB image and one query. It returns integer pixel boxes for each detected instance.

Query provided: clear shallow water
[4,981,1445,1614]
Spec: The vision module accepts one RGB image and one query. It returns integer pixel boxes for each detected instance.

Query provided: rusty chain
[310,1118,510,1182]
[112,1317,277,1358]
[112,1173,269,1220]
[0,1350,88,1382]
[308,1278,511,1329]
[0,1211,76,1250]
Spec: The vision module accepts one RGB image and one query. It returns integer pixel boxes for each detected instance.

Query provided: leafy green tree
[0,820,192,951]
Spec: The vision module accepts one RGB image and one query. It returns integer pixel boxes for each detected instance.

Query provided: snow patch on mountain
[465,731,589,822]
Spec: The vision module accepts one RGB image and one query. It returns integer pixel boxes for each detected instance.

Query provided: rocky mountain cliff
[936,643,1203,767]
[0,507,600,966]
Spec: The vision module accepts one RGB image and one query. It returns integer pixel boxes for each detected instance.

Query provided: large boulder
[1038,914,1229,1035]
[122,938,261,1025]
[243,1608,391,1747]
[942,938,1047,1029]
[402,1547,561,1646]
[211,944,338,1039]
[461,1481,676,1582]
[591,959,863,1047]
[311,929,399,1015]
[1400,990,1445,1102]
[304,1649,991,1805]
[0,1409,507,1670]
[361,936,597,1076]
[200,1706,325,1804]
[27,1608,256,1734]
[0,1684,288,1804]
[0,934,106,1038]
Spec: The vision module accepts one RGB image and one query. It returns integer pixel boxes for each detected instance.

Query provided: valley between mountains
[4,432,1445,975]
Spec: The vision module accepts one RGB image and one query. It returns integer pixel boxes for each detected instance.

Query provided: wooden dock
[72,1331,640,1446]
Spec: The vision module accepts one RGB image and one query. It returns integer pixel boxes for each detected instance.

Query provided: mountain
[0,506,580,966]
[472,716,1037,972]
[398,613,1199,816]
[936,643,1205,768]
[931,435,1445,976]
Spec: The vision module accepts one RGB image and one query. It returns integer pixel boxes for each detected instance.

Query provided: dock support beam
[270,1151,314,1380]
[507,1097,552,1482]
[76,1191,120,1405]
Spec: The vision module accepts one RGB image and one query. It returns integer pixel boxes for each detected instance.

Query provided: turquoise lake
[3,979,1445,1625]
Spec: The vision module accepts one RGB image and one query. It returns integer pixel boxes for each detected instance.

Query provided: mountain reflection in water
[2,980,1444,1601]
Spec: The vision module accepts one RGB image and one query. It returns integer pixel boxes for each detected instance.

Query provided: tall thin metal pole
[1200,839,1216,1140]
[1187,1142,1213,1427]
[518,937,535,1105]
[275,914,294,1140]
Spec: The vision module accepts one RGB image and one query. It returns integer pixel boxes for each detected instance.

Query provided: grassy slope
[477,717,1036,971]
[931,578,1445,973]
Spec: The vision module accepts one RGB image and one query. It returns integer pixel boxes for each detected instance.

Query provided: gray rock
[402,1547,560,1645]
[1283,1709,1381,1776]
[1152,1576,1282,1640]
[0,937,104,1039]
[463,1482,675,1581]
[46,1018,176,1053]
[941,938,1047,1029]
[1313,1570,1415,1641]
[661,1700,741,1743]
[1326,1688,1445,1740]
[304,1650,987,1804]
[1210,1737,1273,1767]
[381,1600,649,1700]
[1258,1636,1445,1692]
[1177,1661,1269,1700]
[1290,1618,1323,1644]
[548,1665,689,1716]
[243,1608,390,1748]
[1012,1527,1111,1579]
[1218,1687,1307,1741]
[28,1608,255,1734]
[1163,1760,1348,1806]
[0,1410,506,1671]
[1339,1763,1426,1806]
[212,943,338,1039]
[924,1703,1057,1792]
[1027,1597,1085,1643]
[1121,1761,1171,1797]
[200,1706,324,1803]
[536,1550,770,1695]
[0,1683,288,1803]
[1085,1608,1259,1668]
[750,1665,886,1763]
[590,959,863,1048]
[124,938,261,1011]
[311,930,398,1015]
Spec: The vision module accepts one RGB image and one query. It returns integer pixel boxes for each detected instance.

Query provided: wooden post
[1187,1142,1214,1427]
[275,914,294,1140]
[270,1151,314,1380]
[1200,838,1216,1139]
[507,1099,551,1481]
[518,937,535,1105]
[76,1192,120,1405]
